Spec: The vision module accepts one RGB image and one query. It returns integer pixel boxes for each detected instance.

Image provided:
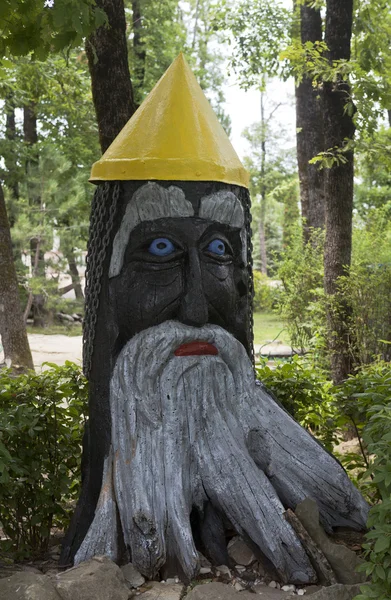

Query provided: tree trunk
[5,96,19,208]
[85,0,136,153]
[24,104,47,328]
[387,109,391,128]
[66,248,84,300]
[131,0,146,101]
[323,0,355,383]
[0,182,34,372]
[259,92,267,274]
[295,3,325,242]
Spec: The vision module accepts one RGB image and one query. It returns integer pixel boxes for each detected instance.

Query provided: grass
[253,311,290,346]
[27,324,82,337]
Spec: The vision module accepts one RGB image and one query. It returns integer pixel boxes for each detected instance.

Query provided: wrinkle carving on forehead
[109,182,194,278]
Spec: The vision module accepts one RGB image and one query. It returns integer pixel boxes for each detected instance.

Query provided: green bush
[255,356,336,450]
[0,362,88,559]
[356,401,391,600]
[333,363,391,600]
[253,270,275,311]
[277,228,326,355]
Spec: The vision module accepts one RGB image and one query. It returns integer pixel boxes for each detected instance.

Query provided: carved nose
[178,249,208,327]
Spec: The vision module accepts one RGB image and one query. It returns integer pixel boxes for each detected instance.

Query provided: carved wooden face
[108,182,250,352]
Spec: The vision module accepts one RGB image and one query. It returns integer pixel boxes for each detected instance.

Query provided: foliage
[255,356,335,450]
[277,227,325,355]
[0,0,107,60]
[0,362,88,558]
[214,0,292,89]
[243,108,299,274]
[335,363,391,600]
[253,271,274,312]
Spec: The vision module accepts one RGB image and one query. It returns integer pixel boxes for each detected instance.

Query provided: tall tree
[0,182,33,372]
[85,0,136,152]
[295,2,325,241]
[323,0,355,383]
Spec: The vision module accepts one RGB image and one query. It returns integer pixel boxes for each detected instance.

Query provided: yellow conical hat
[90,54,249,188]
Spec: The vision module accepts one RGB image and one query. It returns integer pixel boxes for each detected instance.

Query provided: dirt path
[28,334,82,370]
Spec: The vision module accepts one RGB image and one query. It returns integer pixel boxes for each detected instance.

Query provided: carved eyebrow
[199,191,244,228]
[109,182,194,278]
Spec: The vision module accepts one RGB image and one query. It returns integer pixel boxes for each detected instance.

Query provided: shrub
[0,362,88,559]
[255,356,336,451]
[253,270,275,311]
[277,228,325,355]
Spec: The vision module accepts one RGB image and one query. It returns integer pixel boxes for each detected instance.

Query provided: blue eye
[207,239,226,256]
[148,238,176,256]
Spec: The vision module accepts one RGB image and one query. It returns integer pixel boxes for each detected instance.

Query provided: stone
[197,553,211,568]
[121,563,146,588]
[268,581,278,588]
[216,564,231,576]
[295,498,365,584]
[281,585,295,592]
[199,567,212,574]
[227,536,256,566]
[309,584,362,600]
[186,582,286,600]
[53,556,130,600]
[254,586,294,598]
[297,590,305,596]
[0,571,62,600]
[304,586,323,596]
[139,581,184,599]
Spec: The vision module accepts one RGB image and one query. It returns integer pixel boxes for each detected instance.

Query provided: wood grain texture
[75,321,368,584]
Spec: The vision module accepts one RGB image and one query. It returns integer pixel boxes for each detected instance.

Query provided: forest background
[0,1,391,599]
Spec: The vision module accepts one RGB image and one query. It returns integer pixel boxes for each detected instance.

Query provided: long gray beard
[75,321,368,584]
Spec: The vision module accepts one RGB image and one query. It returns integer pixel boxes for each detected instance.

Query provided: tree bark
[323,0,355,383]
[387,109,391,128]
[0,182,34,372]
[85,0,136,153]
[259,92,267,275]
[295,3,325,242]
[5,96,19,208]
[66,248,84,300]
[24,104,47,328]
[131,0,146,101]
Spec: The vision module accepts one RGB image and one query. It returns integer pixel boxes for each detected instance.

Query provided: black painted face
[109,215,249,351]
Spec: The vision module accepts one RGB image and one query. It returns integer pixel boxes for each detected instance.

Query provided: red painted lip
[174,341,218,357]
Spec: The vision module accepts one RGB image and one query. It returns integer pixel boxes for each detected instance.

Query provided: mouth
[174,341,218,357]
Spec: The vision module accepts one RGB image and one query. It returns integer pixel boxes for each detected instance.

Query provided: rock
[186,582,296,600]
[216,564,231,576]
[139,581,184,599]
[255,587,295,598]
[297,590,305,596]
[199,567,212,574]
[121,563,145,588]
[281,584,295,592]
[20,565,43,574]
[309,584,362,599]
[53,556,130,600]
[227,536,256,566]
[235,565,246,573]
[0,572,62,599]
[304,586,323,596]
[295,499,365,584]
[197,552,211,568]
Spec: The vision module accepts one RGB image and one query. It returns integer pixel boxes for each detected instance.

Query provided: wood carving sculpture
[61,55,368,585]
